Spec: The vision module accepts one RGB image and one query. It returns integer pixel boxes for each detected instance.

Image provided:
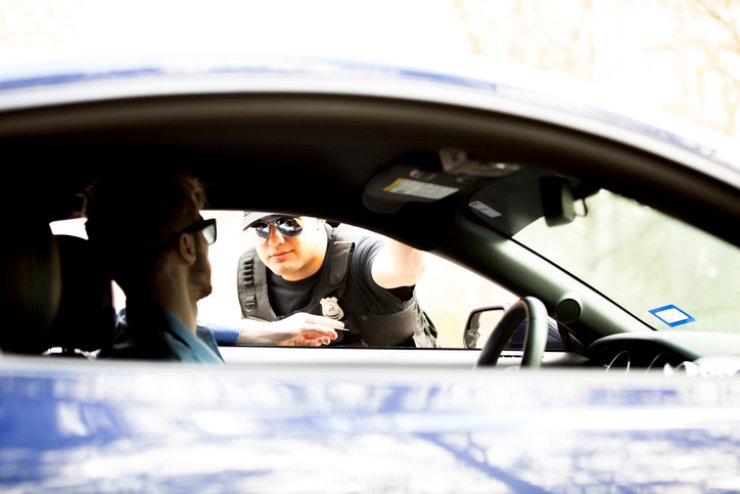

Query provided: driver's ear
[177,233,197,265]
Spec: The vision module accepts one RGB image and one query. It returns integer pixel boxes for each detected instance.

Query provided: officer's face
[251,216,328,281]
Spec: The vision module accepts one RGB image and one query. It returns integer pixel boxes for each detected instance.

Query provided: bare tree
[691,0,739,135]
[450,0,740,138]
[449,0,601,80]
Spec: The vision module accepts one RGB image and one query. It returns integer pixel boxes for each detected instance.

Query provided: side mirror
[464,306,565,351]
[463,306,506,349]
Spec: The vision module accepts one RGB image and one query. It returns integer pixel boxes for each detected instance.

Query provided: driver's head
[243,212,328,281]
[85,173,210,295]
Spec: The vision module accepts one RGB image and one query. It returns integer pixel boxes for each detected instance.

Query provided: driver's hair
[83,172,206,291]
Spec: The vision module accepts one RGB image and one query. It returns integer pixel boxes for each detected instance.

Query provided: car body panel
[1,357,739,493]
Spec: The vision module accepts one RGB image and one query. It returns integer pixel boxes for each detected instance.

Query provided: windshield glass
[515,189,739,333]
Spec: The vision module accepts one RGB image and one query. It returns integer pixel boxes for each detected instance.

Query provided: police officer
[234,213,437,347]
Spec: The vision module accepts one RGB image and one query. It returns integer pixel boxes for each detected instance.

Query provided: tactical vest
[237,227,437,347]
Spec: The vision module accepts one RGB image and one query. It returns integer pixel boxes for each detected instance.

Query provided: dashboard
[588,332,740,376]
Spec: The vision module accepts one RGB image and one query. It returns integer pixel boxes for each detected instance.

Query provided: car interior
[1,91,738,373]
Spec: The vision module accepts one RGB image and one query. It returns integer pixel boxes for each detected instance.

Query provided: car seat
[0,218,61,354]
[45,234,115,357]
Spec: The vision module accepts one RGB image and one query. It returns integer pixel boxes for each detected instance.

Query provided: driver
[217,213,438,347]
[84,174,341,362]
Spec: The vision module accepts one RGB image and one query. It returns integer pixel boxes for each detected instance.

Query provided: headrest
[46,235,115,353]
[0,219,61,354]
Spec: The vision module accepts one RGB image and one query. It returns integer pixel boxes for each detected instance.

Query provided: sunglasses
[165,218,217,248]
[250,216,303,239]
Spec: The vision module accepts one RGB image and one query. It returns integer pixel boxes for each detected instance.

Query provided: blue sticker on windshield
[649,304,695,327]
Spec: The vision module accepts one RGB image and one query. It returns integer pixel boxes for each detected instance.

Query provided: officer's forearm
[236,317,289,345]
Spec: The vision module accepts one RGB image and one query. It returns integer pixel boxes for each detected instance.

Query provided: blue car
[0,53,738,493]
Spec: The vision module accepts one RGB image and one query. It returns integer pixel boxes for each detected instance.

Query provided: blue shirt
[198,322,240,346]
[161,308,224,364]
[101,304,224,364]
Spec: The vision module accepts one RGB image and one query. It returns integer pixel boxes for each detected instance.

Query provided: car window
[515,189,739,334]
[199,211,517,348]
[50,212,516,348]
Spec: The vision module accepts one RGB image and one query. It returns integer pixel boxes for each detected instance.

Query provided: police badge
[320,296,345,320]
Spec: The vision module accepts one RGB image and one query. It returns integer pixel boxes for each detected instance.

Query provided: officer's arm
[371,237,428,289]
[235,313,344,346]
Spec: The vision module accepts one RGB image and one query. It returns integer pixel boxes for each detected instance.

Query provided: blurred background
[13,0,739,346]
[2,0,737,138]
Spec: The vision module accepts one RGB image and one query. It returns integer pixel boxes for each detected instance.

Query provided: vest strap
[238,257,256,314]
[329,240,354,286]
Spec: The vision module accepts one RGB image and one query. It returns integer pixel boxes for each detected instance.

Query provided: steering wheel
[476,296,549,368]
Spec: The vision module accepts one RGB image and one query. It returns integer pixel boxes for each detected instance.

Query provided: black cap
[242,211,276,230]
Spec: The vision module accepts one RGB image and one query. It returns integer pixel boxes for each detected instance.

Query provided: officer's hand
[274,312,345,347]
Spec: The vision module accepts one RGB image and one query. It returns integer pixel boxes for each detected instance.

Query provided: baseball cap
[242,211,277,230]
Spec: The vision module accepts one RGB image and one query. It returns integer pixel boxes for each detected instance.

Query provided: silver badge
[320,296,345,320]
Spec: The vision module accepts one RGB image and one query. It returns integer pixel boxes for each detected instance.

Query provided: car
[1,54,739,492]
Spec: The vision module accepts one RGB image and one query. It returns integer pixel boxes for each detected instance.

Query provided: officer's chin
[267,262,291,277]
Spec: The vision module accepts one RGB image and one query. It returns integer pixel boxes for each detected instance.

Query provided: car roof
[2,55,738,171]
[1,56,738,249]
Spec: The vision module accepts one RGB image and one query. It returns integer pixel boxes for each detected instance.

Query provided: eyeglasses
[183,218,217,245]
[250,216,303,239]
[165,218,217,248]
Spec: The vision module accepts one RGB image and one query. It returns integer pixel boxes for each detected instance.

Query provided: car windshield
[515,188,739,333]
